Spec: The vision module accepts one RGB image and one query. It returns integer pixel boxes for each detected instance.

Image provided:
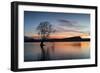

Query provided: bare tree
[36,21,55,39]
[36,21,55,60]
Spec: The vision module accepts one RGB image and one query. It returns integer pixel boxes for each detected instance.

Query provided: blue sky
[24,11,90,38]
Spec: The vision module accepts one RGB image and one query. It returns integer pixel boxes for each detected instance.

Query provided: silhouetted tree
[36,21,55,60]
[36,21,55,39]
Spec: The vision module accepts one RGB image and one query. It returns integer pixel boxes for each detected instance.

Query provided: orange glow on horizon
[32,32,90,39]
[80,34,90,38]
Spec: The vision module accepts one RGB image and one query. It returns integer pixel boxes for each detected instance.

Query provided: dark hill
[24,36,90,42]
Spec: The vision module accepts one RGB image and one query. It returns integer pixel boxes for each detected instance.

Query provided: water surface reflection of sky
[24,42,90,61]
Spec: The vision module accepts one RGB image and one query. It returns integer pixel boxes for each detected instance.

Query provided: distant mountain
[24,36,90,42]
[58,36,90,42]
[24,36,35,42]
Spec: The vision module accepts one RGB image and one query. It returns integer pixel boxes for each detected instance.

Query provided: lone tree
[36,21,55,39]
[36,21,55,60]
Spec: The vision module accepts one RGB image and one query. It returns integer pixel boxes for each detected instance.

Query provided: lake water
[24,42,90,62]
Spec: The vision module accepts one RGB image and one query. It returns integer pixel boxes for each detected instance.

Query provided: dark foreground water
[24,42,90,62]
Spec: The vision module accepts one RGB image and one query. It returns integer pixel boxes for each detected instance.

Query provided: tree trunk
[40,40,46,60]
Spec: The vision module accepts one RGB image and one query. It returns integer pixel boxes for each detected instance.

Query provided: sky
[24,11,90,39]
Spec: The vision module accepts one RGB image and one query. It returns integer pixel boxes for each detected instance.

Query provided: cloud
[58,19,86,29]
[54,21,89,35]
[58,19,79,27]
[58,19,73,26]
[55,26,84,33]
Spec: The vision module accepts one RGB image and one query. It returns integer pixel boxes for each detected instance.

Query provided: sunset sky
[24,11,90,39]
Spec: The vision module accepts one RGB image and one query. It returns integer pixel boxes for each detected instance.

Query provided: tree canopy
[36,21,55,39]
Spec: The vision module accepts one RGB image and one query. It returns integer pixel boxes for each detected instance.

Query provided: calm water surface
[24,42,90,62]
